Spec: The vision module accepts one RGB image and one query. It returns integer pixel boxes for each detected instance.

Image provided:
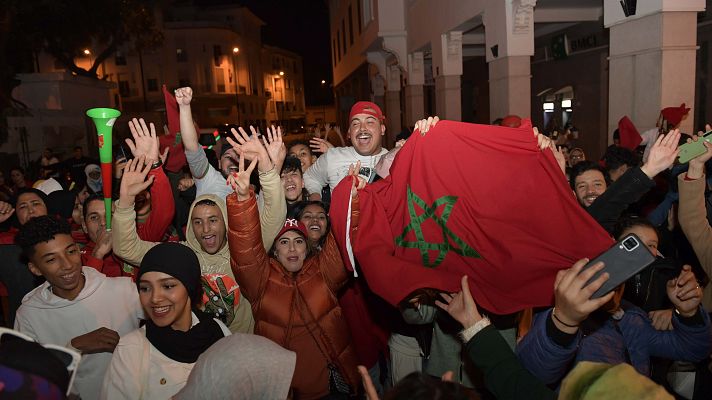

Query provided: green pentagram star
[395,186,480,268]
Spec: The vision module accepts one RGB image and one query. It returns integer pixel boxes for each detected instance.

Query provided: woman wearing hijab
[84,164,103,194]
[175,333,297,400]
[100,242,231,400]
[226,155,360,399]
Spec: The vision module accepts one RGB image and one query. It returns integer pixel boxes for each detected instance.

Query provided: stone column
[385,65,402,147]
[488,55,532,119]
[604,0,705,136]
[483,0,536,120]
[432,31,463,120]
[405,52,425,125]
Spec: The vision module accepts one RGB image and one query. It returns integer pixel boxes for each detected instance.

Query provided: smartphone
[678,130,712,164]
[113,143,130,161]
[582,233,656,298]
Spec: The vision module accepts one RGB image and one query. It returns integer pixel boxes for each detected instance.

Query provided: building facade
[330,0,707,159]
[5,2,307,167]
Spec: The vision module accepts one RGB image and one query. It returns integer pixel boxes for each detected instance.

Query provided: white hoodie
[14,267,143,400]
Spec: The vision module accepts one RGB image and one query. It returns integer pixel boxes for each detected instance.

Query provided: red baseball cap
[501,115,522,128]
[276,218,308,240]
[349,101,385,122]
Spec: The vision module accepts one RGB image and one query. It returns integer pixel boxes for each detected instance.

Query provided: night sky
[237,0,333,106]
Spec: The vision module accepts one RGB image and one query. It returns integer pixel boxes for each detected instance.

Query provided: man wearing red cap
[303,101,390,200]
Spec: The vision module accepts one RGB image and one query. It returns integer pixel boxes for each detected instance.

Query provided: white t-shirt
[303,146,389,195]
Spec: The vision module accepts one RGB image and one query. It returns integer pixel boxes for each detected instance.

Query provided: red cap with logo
[349,101,385,122]
[276,218,308,239]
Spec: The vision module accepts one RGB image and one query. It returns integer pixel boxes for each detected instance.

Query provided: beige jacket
[112,169,285,333]
[678,173,712,310]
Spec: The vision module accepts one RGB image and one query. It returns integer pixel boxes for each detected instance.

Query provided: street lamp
[279,71,284,76]
[321,80,326,85]
[232,46,241,126]
[83,49,91,55]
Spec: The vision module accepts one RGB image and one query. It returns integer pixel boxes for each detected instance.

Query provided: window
[337,31,341,61]
[215,68,226,92]
[118,80,131,97]
[357,0,362,33]
[115,51,126,66]
[348,5,354,45]
[342,19,347,51]
[176,48,187,62]
[362,0,374,27]
[332,38,337,66]
[147,78,158,92]
[213,45,223,67]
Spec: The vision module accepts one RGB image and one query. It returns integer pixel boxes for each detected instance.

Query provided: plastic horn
[86,107,121,230]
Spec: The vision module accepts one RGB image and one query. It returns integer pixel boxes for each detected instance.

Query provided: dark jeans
[0,245,38,327]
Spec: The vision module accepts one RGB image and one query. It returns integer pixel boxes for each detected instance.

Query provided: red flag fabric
[160,85,187,173]
[330,120,613,314]
[617,116,642,150]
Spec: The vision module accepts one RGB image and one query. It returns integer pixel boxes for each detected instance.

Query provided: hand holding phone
[678,130,712,164]
[552,259,617,332]
[582,234,656,299]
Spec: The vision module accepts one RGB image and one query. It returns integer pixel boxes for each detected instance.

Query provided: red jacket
[227,192,359,399]
[80,168,174,279]
[0,227,18,245]
[81,241,125,278]
[135,168,175,242]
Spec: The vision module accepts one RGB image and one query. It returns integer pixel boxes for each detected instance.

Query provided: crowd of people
[0,86,710,400]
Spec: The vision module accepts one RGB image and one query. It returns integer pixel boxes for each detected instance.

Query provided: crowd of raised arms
[0,87,711,400]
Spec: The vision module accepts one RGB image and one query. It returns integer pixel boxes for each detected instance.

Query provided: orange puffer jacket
[227,192,359,400]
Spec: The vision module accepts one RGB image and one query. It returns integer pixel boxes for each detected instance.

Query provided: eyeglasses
[0,327,81,396]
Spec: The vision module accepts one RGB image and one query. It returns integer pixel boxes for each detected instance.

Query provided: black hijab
[138,243,224,363]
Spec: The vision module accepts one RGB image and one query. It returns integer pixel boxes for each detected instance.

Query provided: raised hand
[551,259,615,333]
[126,118,159,164]
[641,129,681,178]
[177,177,195,191]
[92,226,113,259]
[0,201,14,224]
[533,127,553,151]
[667,265,702,317]
[686,127,712,179]
[70,327,120,354]
[118,156,155,208]
[262,125,287,172]
[414,116,440,136]
[174,87,193,106]
[347,161,366,198]
[159,146,169,165]
[226,126,272,172]
[226,150,257,201]
[435,275,483,330]
[310,137,334,154]
[550,142,567,176]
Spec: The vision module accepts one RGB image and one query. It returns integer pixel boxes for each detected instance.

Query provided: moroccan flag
[330,120,613,314]
[159,85,187,173]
